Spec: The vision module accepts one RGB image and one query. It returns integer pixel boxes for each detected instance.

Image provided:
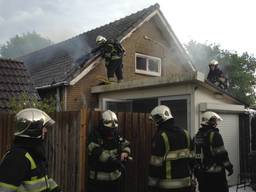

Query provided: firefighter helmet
[102,110,118,128]
[149,105,173,125]
[201,111,223,126]
[209,59,219,66]
[14,108,55,138]
[96,35,107,45]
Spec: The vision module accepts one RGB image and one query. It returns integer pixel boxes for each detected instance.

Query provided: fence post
[79,108,87,192]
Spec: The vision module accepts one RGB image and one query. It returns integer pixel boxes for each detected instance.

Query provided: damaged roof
[0,58,38,111]
[20,3,162,88]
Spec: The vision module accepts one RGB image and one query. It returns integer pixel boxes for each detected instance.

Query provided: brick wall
[66,18,190,111]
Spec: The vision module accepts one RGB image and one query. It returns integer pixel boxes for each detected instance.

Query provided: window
[135,53,161,76]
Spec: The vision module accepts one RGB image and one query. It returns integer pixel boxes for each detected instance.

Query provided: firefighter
[87,110,131,192]
[0,108,61,192]
[207,59,229,90]
[194,111,233,192]
[148,105,193,192]
[96,35,126,83]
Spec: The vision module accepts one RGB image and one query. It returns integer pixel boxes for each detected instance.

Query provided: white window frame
[158,95,191,132]
[135,53,161,76]
[102,98,132,111]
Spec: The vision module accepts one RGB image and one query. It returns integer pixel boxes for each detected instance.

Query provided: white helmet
[149,105,173,125]
[96,35,107,45]
[14,108,55,138]
[102,110,118,128]
[201,111,223,125]
[209,59,219,66]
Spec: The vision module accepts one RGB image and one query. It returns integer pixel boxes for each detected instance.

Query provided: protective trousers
[88,178,121,192]
[106,59,123,80]
[149,186,192,192]
[197,170,228,192]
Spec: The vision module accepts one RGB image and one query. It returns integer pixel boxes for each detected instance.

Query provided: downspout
[64,86,67,111]
[56,87,61,112]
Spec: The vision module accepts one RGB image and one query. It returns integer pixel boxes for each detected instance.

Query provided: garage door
[218,114,239,185]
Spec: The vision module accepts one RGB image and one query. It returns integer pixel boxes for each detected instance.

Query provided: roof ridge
[0,58,23,63]
[20,3,160,59]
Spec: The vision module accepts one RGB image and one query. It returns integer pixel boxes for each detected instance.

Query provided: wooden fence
[0,109,156,192]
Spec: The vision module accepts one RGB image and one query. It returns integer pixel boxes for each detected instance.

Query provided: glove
[227,168,233,176]
[108,155,120,164]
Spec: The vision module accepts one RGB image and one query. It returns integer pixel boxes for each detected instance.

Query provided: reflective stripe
[0,182,18,192]
[148,176,191,189]
[151,148,191,167]
[161,132,171,179]
[88,142,100,152]
[148,176,158,187]
[223,161,232,167]
[209,132,215,154]
[22,176,49,191]
[99,149,118,162]
[165,148,191,160]
[150,155,164,167]
[24,152,36,170]
[111,55,121,60]
[213,146,226,154]
[122,147,131,154]
[99,150,111,162]
[105,53,111,58]
[205,164,223,173]
[48,178,58,190]
[23,153,58,191]
[184,130,190,148]
[89,170,121,181]
[0,151,10,166]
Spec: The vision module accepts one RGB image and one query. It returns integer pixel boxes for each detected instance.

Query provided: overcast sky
[0,0,256,55]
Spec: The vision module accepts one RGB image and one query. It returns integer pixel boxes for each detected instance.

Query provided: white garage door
[218,113,239,185]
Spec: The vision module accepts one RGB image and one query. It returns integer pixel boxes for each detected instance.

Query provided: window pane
[148,59,159,72]
[136,57,147,70]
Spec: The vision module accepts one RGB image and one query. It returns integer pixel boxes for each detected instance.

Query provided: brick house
[21,3,195,111]
[0,58,38,112]
[20,4,247,185]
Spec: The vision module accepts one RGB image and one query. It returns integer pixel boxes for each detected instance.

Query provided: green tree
[185,40,256,105]
[0,32,53,58]
[9,92,56,113]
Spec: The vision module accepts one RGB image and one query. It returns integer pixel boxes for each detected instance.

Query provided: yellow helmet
[149,105,173,125]
[102,110,118,128]
[209,59,219,66]
[201,111,223,125]
[96,35,107,45]
[14,108,55,138]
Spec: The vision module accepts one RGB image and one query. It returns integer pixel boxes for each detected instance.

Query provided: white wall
[218,114,240,186]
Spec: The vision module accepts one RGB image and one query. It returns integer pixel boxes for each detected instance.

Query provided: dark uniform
[194,124,233,192]
[207,68,229,90]
[0,137,61,192]
[148,118,193,192]
[87,129,130,192]
[100,39,125,81]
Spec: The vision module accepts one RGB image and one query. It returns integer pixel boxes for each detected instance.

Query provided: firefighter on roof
[207,59,229,90]
[96,35,126,83]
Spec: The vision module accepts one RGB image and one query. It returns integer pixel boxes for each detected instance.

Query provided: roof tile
[20,4,160,88]
[0,58,38,111]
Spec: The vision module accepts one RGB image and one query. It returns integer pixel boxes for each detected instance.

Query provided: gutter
[36,81,69,90]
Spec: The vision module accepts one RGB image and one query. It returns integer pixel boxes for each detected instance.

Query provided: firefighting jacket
[0,139,61,192]
[100,40,125,65]
[207,68,224,83]
[88,130,130,182]
[148,119,193,190]
[194,125,233,173]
